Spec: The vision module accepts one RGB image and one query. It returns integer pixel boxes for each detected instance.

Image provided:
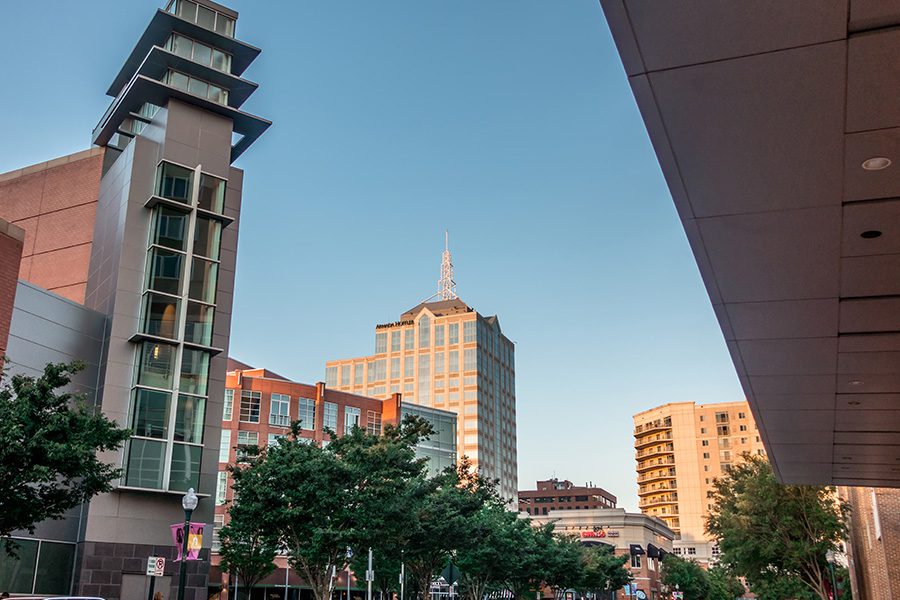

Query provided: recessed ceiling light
[862,157,892,170]
[848,380,864,386]
[861,230,883,239]
[848,400,861,406]
[842,456,852,460]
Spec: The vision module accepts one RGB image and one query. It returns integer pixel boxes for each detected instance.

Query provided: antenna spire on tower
[437,230,458,301]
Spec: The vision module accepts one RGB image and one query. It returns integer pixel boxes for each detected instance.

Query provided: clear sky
[0,1,743,511]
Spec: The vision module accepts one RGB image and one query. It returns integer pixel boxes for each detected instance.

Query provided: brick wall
[0,219,25,356]
[0,148,104,304]
[843,486,900,600]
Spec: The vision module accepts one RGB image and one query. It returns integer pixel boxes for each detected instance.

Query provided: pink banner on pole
[171,522,206,561]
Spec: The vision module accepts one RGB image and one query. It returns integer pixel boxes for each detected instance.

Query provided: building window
[326,366,338,387]
[449,322,459,344]
[435,324,445,346]
[391,357,400,379]
[740,424,748,431]
[156,162,193,203]
[687,547,696,555]
[419,315,431,348]
[354,363,364,385]
[298,397,315,431]
[404,356,415,378]
[405,328,415,350]
[631,554,642,569]
[324,402,338,433]
[340,366,350,386]
[345,406,361,431]
[172,0,236,37]
[435,352,445,375]
[216,471,227,505]
[703,452,710,459]
[213,514,225,552]
[449,351,459,373]
[268,433,285,447]
[375,332,387,353]
[738,412,746,419]
[712,545,720,556]
[166,33,232,73]
[236,430,258,461]
[367,411,382,436]
[717,425,730,436]
[389,330,401,352]
[463,349,476,371]
[463,321,476,343]
[700,427,706,434]
[702,440,709,446]
[239,390,261,423]
[699,415,704,422]
[163,69,229,105]
[218,429,231,463]
[269,393,291,427]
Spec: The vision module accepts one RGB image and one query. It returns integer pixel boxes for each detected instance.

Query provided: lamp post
[826,550,839,599]
[177,488,199,600]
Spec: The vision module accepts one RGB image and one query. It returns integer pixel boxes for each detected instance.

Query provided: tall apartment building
[0,1,269,597]
[633,401,766,563]
[211,361,457,594]
[326,243,518,501]
[518,479,617,516]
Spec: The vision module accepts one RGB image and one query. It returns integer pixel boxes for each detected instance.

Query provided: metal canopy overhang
[107,9,262,96]
[92,75,270,162]
[600,0,900,488]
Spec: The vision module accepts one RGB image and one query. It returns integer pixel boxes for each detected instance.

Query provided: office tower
[326,240,518,501]
[0,1,268,597]
[633,401,766,564]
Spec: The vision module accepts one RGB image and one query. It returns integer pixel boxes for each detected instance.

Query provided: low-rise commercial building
[518,479,617,516]
[529,508,674,600]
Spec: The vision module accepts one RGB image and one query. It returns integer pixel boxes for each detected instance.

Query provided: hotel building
[325,246,518,501]
[0,1,268,597]
[633,401,766,564]
[518,478,617,516]
[211,360,457,595]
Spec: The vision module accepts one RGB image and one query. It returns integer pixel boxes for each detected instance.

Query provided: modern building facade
[211,360,456,597]
[529,508,674,600]
[518,479,617,516]
[0,1,268,597]
[632,401,765,564]
[326,293,518,501]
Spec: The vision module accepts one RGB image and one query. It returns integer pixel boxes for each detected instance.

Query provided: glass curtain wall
[125,161,226,492]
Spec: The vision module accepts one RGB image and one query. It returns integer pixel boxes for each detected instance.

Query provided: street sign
[146,556,165,577]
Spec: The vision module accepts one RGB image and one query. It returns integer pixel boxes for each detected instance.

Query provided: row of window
[170,0,235,37]
[222,390,384,436]
[327,350,479,386]
[166,33,231,73]
[163,69,229,105]
[375,320,477,353]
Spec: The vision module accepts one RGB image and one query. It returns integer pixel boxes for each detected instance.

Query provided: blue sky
[0,1,742,510]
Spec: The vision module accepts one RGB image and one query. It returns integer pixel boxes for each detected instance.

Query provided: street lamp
[826,550,839,599]
[177,488,199,600]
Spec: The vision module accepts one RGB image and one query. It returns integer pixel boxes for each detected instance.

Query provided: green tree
[705,455,849,600]
[228,417,431,600]
[455,502,530,600]
[538,530,585,596]
[660,555,710,600]
[217,504,280,600]
[707,566,744,600]
[0,362,130,555]
[577,543,631,595]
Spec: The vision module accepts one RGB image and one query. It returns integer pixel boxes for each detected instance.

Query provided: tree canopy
[0,362,130,556]
[705,454,849,600]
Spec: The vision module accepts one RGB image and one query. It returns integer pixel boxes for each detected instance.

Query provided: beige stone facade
[633,401,766,563]
[326,297,518,501]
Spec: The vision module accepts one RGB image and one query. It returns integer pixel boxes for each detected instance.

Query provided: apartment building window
[631,555,642,569]
[391,330,401,352]
[449,323,459,344]
[687,547,696,555]
[367,411,382,436]
[239,390,261,423]
[270,393,291,427]
[715,412,729,423]
[345,407,361,431]
[674,547,682,555]
[740,425,748,431]
[741,437,748,444]
[699,415,704,421]
[712,546,720,557]
[463,349,476,371]
[236,431,258,461]
[702,440,709,446]
[326,366,338,387]
[218,429,231,463]
[405,328,415,350]
[703,452,710,459]
[463,321,476,343]
[216,471,227,505]
[298,397,315,431]
[213,514,224,552]
[375,332,387,353]
[223,389,233,421]
[354,363,364,386]
[268,433,285,447]
[340,366,350,386]
[704,465,710,472]
[435,325,445,346]
[700,427,706,434]
[756,435,761,442]
[324,402,338,433]
[717,425,730,436]
[738,412,746,419]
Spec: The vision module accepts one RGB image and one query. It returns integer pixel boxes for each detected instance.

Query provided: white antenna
[436,230,458,301]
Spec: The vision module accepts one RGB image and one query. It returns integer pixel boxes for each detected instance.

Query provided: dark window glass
[188,77,209,99]
[125,438,166,489]
[215,14,235,36]
[184,302,214,346]
[180,348,210,396]
[174,394,206,444]
[157,162,193,202]
[131,388,171,438]
[170,34,192,59]
[167,70,189,92]
[193,216,222,259]
[189,258,218,304]
[197,5,216,29]
[0,538,38,593]
[142,292,179,339]
[169,443,201,491]
[151,207,188,251]
[212,49,230,72]
[137,341,177,390]
[198,173,226,213]
[192,42,212,66]
[33,542,76,595]
[146,247,184,295]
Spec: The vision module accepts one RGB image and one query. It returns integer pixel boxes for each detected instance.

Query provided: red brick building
[518,478,617,516]
[0,218,25,355]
